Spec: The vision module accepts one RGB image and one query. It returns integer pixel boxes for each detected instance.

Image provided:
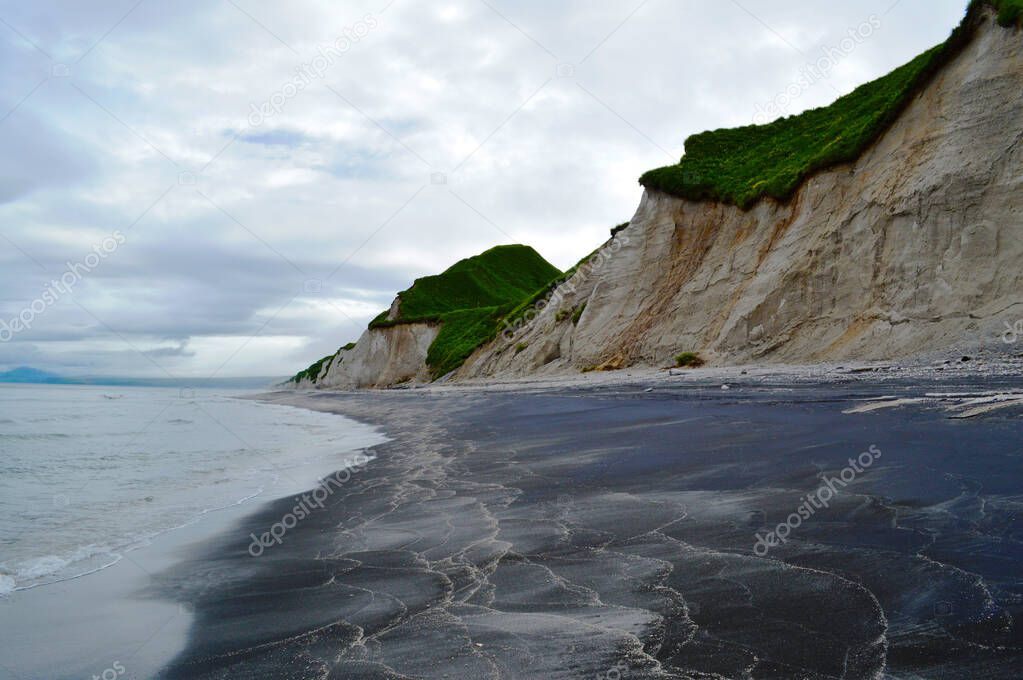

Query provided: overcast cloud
[0,0,967,378]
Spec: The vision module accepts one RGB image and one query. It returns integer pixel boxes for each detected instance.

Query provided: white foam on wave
[9,488,273,591]
[7,544,123,591]
[1,389,388,594]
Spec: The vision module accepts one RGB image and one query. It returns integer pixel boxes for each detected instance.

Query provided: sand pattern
[157,381,1023,679]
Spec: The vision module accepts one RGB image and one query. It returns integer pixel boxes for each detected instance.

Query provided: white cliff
[458,12,1023,378]
[317,322,439,389]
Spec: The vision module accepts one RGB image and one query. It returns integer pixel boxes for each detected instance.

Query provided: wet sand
[155,375,1023,679]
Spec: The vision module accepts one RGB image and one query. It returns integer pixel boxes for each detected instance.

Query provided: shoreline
[0,391,388,680]
[9,376,1014,678]
[162,376,1023,678]
[280,353,1023,396]
[270,358,1023,422]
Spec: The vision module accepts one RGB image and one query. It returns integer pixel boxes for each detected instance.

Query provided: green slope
[372,244,562,379]
[288,246,560,385]
[992,0,1023,25]
[371,245,562,326]
[289,353,334,385]
[287,342,356,385]
[640,0,1014,209]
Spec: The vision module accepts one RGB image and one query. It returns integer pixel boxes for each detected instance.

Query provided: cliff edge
[458,7,1023,378]
[297,245,560,388]
[287,4,1023,389]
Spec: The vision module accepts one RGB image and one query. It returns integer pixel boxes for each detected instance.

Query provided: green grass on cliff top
[993,0,1023,24]
[290,353,333,384]
[371,244,562,326]
[290,246,561,383]
[287,342,356,384]
[640,0,1015,209]
[371,244,562,379]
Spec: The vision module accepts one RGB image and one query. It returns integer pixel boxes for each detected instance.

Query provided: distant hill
[0,367,282,389]
[0,367,80,384]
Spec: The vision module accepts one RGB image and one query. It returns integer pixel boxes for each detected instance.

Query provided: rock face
[458,14,1023,378]
[318,322,439,389]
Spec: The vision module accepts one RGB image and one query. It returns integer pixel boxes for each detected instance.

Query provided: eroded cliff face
[462,14,1023,376]
[459,14,1023,378]
[318,322,439,389]
[298,14,1021,390]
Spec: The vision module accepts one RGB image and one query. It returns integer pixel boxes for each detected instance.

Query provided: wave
[0,397,387,597]
[0,432,72,440]
[4,454,379,593]
[8,485,273,592]
[6,544,123,591]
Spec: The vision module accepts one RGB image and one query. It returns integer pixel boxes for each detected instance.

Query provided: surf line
[248,451,373,557]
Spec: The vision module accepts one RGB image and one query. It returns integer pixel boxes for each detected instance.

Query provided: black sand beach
[154,376,1023,679]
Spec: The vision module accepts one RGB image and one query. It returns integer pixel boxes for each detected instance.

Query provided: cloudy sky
[0,0,967,379]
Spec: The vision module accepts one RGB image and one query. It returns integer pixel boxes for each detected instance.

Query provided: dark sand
[154,376,1023,679]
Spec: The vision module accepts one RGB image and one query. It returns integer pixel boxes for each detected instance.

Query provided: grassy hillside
[371,245,562,379]
[287,342,356,384]
[640,0,1008,208]
[992,0,1023,25]
[289,353,333,385]
[371,245,561,326]
[426,306,511,379]
[501,240,611,331]
[289,246,560,384]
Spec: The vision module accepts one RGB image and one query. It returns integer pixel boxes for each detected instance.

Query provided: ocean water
[0,384,385,595]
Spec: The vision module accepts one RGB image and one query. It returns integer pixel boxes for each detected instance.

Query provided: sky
[0,0,968,379]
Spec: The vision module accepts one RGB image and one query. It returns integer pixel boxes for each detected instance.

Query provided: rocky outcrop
[458,13,1023,378]
[318,322,439,389]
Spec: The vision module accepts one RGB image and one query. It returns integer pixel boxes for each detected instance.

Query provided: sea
[0,383,385,597]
